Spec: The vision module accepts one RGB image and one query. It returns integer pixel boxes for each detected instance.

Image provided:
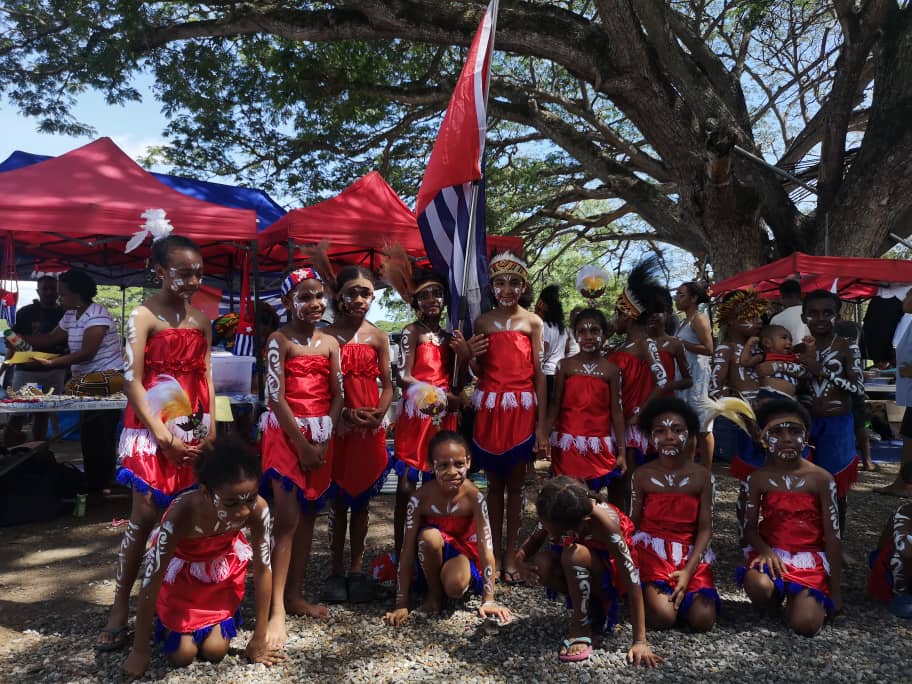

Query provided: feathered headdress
[616,254,664,320]
[715,289,768,322]
[380,244,444,303]
[701,396,757,436]
[576,265,611,301]
[125,209,174,254]
[489,251,529,282]
[302,240,337,292]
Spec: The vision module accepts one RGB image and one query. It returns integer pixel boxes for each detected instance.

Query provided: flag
[0,233,18,326]
[416,0,497,334]
[232,251,255,357]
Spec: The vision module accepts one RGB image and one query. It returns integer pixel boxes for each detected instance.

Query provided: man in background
[770,278,810,342]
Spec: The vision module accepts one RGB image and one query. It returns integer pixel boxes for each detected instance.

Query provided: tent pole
[288,238,295,271]
[251,241,264,402]
[228,252,235,313]
[120,285,127,340]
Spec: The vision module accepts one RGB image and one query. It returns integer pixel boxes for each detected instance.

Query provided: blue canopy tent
[0,150,287,232]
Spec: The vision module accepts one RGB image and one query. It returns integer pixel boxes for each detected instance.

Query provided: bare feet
[876,481,912,497]
[265,617,287,650]
[285,595,329,618]
[419,594,443,615]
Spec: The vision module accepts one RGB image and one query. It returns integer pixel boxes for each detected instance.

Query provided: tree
[2,1,910,279]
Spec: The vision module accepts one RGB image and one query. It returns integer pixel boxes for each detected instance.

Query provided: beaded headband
[616,287,645,318]
[489,252,529,282]
[716,288,768,322]
[281,267,322,296]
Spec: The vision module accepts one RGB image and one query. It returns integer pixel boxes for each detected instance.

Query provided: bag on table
[65,370,125,397]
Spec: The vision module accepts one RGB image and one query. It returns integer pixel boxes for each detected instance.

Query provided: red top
[478,331,534,392]
[765,352,799,363]
[341,343,381,409]
[284,354,332,417]
[759,491,824,551]
[424,514,479,563]
[639,492,699,545]
[608,350,655,419]
[556,374,614,437]
[123,328,210,431]
[412,341,451,390]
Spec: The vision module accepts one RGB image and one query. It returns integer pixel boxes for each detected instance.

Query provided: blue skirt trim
[735,566,834,616]
[336,453,392,512]
[154,610,242,654]
[648,579,722,618]
[116,467,195,510]
[413,539,483,596]
[393,459,435,485]
[259,467,332,514]
[472,433,535,477]
[545,543,620,632]
[585,469,623,492]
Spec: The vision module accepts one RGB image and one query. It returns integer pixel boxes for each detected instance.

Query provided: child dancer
[469,252,547,584]
[514,477,661,666]
[260,267,343,645]
[382,248,468,557]
[799,290,864,534]
[537,308,627,490]
[738,398,843,637]
[739,325,809,399]
[383,431,511,625]
[646,293,693,398]
[608,255,672,465]
[324,265,393,603]
[123,437,284,679]
[98,235,215,650]
[631,398,718,632]
[709,289,768,481]
[868,500,912,618]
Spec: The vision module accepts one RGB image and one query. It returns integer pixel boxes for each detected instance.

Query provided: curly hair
[637,397,700,436]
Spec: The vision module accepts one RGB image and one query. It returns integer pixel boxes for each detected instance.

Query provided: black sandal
[95,625,128,652]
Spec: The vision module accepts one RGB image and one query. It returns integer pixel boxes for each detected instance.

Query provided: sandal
[501,569,525,586]
[347,571,378,604]
[558,636,593,662]
[321,574,348,604]
[95,625,128,652]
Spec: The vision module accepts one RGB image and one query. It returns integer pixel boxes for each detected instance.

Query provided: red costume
[737,491,834,613]
[658,349,677,398]
[260,354,334,510]
[118,328,211,508]
[394,340,458,481]
[633,492,719,614]
[550,373,620,489]
[415,513,483,594]
[549,503,639,630]
[332,343,389,509]
[608,349,655,458]
[152,526,251,652]
[868,539,896,604]
[472,331,537,474]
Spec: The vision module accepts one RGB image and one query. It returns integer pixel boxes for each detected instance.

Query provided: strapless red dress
[152,526,250,652]
[118,328,211,508]
[332,343,390,509]
[472,331,537,475]
[633,492,718,614]
[737,491,834,613]
[549,502,639,630]
[550,374,620,488]
[608,349,656,458]
[394,341,458,481]
[260,354,335,510]
[415,513,483,594]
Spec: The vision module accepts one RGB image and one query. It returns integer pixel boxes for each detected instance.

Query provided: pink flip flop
[559,636,593,662]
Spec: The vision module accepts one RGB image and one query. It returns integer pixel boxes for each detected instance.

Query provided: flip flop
[558,636,593,662]
[501,569,525,586]
[95,625,128,652]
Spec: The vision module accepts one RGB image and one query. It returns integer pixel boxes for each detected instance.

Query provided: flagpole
[457,0,499,333]
[453,0,499,389]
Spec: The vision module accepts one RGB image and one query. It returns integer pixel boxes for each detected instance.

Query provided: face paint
[763,419,806,459]
[491,275,524,308]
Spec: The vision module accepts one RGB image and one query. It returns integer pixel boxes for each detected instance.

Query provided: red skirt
[260,411,334,511]
[737,546,834,614]
[393,401,458,480]
[632,531,719,614]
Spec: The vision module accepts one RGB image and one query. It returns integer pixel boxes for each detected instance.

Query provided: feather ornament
[379,243,415,302]
[145,374,193,424]
[701,396,756,435]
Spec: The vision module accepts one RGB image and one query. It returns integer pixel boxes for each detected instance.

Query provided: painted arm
[537,360,566,457]
[530,316,549,453]
[265,333,317,470]
[642,337,668,406]
[385,495,421,624]
[743,477,785,579]
[608,365,628,474]
[670,471,713,610]
[201,315,217,443]
[708,346,730,400]
[473,492,512,623]
[738,337,764,368]
[629,469,644,523]
[819,478,844,611]
[244,499,285,665]
[396,325,419,388]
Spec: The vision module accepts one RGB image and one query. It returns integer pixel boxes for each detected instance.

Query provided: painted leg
[417,527,445,614]
[394,477,417,559]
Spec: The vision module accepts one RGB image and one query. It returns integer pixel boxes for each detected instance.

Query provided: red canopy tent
[711,252,912,300]
[0,137,257,282]
[258,171,522,273]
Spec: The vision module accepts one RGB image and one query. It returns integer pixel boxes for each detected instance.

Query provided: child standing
[260,267,343,645]
[537,308,627,490]
[383,431,511,625]
[324,266,393,603]
[738,398,843,637]
[98,235,215,651]
[739,325,809,399]
[631,398,718,632]
[514,477,662,666]
[122,437,284,678]
[468,252,547,584]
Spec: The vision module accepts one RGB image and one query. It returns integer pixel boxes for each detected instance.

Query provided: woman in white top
[673,281,715,468]
[27,269,125,501]
[535,284,569,406]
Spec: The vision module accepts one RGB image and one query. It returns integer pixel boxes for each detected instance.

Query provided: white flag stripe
[473,5,494,157]
[424,201,453,264]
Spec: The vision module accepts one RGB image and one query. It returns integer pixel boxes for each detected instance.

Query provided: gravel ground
[1,460,911,683]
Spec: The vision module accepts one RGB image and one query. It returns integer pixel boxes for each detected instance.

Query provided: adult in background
[770,278,809,343]
[674,282,715,468]
[878,287,912,497]
[25,269,124,503]
[3,276,66,444]
[535,284,569,404]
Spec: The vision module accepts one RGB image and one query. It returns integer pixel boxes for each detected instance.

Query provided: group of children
[90,235,909,677]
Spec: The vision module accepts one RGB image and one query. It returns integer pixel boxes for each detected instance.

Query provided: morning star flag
[416,0,498,334]
[232,251,255,357]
